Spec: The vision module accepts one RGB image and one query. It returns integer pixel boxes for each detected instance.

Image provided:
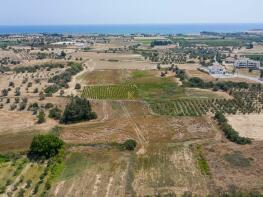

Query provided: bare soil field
[185,88,233,99]
[226,114,263,140]
[236,68,260,78]
[185,70,214,81]
[0,109,57,134]
[218,77,258,84]
[0,49,23,60]
[237,45,263,55]
[204,141,263,194]
[52,143,210,197]
[61,101,216,146]
[177,63,201,71]
[71,52,156,70]
[77,69,131,85]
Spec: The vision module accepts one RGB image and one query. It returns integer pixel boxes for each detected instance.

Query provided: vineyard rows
[81,84,138,100]
[150,88,263,116]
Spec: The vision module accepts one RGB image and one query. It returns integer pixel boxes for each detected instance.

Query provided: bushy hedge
[121,139,137,151]
[214,112,252,145]
[187,77,250,91]
[151,40,172,47]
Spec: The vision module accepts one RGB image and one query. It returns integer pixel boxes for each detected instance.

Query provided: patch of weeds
[195,145,210,175]
[224,151,251,167]
[61,152,90,179]
[125,152,136,197]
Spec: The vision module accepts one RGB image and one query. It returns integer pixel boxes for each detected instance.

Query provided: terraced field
[81,84,138,100]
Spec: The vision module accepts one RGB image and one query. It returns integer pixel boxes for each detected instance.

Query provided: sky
[1,0,263,25]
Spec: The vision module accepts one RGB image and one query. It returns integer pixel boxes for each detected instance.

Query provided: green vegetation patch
[82,84,138,100]
[131,70,184,100]
[224,151,251,167]
[0,155,10,164]
[61,152,90,179]
[194,146,210,175]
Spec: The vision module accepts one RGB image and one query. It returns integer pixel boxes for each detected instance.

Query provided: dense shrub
[49,106,62,120]
[151,40,172,47]
[29,134,64,159]
[44,85,59,94]
[37,110,46,124]
[121,139,137,151]
[1,89,8,96]
[60,96,97,124]
[45,103,54,109]
[75,83,81,90]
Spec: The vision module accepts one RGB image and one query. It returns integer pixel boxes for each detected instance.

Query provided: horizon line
[1,22,263,26]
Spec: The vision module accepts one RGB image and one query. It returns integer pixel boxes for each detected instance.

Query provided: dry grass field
[227,114,263,140]
[77,69,131,85]
[204,141,263,194]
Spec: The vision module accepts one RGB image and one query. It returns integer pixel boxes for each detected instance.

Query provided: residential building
[208,62,226,75]
[234,58,261,69]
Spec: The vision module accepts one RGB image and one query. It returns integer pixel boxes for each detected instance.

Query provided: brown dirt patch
[226,114,263,141]
[204,141,263,194]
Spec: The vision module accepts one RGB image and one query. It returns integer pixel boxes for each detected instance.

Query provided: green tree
[122,139,137,151]
[37,110,46,124]
[60,51,66,58]
[75,83,81,90]
[49,106,62,120]
[29,134,64,159]
[60,96,97,124]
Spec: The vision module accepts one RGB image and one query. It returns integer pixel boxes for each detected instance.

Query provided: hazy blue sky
[1,0,263,25]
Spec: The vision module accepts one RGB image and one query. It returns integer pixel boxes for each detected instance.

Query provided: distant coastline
[1,23,263,35]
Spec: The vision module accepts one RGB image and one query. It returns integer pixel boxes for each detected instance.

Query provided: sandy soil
[0,109,57,134]
[237,45,263,55]
[226,114,263,140]
[185,70,214,81]
[177,64,201,71]
[70,52,156,70]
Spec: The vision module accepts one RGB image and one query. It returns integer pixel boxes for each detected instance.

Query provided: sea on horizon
[0,23,263,35]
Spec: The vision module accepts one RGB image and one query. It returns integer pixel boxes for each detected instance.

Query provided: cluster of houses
[205,57,261,76]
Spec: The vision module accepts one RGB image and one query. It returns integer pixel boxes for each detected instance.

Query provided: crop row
[81,84,138,100]
[150,98,262,117]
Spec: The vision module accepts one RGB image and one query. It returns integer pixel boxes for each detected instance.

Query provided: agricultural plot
[150,87,263,116]
[133,144,209,196]
[82,84,138,100]
[0,157,48,197]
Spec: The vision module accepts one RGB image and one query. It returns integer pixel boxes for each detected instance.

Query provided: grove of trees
[60,96,97,124]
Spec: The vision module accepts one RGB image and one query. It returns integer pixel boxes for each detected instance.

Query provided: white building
[208,61,226,75]
[234,58,261,69]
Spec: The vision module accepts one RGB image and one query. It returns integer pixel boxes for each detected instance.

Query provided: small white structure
[208,62,226,75]
[234,58,261,69]
[208,57,226,75]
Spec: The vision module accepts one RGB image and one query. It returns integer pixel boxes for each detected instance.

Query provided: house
[234,58,261,69]
[208,61,226,75]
